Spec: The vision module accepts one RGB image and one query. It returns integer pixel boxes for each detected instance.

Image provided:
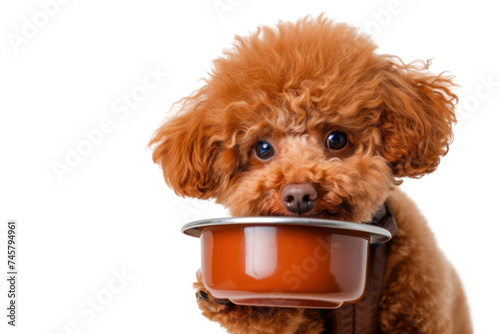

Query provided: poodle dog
[150,16,472,334]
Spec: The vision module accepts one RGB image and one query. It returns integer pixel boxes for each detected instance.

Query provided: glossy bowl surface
[182,217,391,308]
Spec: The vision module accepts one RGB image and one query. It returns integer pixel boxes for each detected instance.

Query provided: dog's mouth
[249,193,383,224]
[263,207,380,226]
[278,212,355,222]
[260,200,358,222]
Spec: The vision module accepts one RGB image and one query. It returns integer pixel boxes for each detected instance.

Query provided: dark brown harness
[323,204,398,334]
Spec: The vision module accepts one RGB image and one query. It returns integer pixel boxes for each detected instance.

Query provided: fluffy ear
[149,92,223,199]
[378,57,458,178]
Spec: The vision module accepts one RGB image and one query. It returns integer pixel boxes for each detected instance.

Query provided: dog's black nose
[280,183,317,214]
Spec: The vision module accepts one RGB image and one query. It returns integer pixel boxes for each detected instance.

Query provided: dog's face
[150,17,456,222]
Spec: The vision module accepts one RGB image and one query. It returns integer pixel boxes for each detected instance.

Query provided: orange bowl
[182,217,391,309]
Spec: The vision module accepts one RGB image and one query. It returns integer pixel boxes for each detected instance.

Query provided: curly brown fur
[150,15,472,333]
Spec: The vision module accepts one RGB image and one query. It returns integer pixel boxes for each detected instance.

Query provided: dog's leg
[193,271,325,334]
[378,265,472,334]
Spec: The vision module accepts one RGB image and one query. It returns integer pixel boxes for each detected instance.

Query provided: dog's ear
[149,91,225,199]
[378,57,458,178]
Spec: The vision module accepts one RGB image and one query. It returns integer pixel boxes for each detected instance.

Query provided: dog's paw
[195,286,233,314]
[193,271,324,334]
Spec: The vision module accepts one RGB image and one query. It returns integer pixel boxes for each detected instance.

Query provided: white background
[1,0,499,333]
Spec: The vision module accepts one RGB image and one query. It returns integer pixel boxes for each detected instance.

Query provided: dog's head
[150,16,457,222]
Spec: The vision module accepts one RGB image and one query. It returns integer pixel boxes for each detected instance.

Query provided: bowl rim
[181,216,392,244]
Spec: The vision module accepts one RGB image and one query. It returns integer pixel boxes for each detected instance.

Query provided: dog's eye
[326,132,348,150]
[255,141,274,160]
